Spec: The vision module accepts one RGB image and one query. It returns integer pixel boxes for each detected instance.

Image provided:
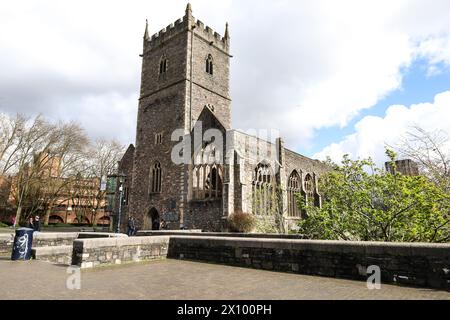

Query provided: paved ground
[0,257,448,300]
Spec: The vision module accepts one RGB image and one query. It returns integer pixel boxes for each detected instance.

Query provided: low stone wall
[167,236,450,290]
[137,230,306,239]
[0,233,14,255]
[32,246,73,265]
[77,232,128,239]
[72,236,170,269]
[68,234,449,290]
[33,233,78,247]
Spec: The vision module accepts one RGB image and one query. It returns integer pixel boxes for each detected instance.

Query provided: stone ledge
[33,245,73,256]
[34,232,79,240]
[74,236,170,249]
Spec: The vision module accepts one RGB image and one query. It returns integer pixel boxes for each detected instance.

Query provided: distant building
[1,152,110,226]
[385,159,420,176]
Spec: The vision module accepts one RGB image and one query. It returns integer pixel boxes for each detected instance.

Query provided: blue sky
[304,59,450,158]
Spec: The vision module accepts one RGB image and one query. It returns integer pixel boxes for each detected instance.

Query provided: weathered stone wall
[0,233,14,255]
[72,236,170,269]
[32,246,73,266]
[33,233,78,247]
[284,149,330,178]
[184,200,224,231]
[167,237,450,290]
[137,230,307,239]
[67,233,450,290]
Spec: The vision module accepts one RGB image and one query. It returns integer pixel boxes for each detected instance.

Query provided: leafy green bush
[227,211,256,233]
[298,150,450,243]
[0,222,10,228]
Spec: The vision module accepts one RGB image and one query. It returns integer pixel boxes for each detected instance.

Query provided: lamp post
[115,173,126,234]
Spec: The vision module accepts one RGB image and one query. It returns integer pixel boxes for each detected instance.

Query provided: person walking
[27,217,34,230]
[33,216,41,232]
[127,217,136,236]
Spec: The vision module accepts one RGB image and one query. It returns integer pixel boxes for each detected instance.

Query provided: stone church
[117,4,329,232]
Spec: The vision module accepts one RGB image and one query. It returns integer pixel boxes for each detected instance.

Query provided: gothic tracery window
[205,54,213,75]
[304,173,314,206]
[192,144,223,200]
[150,162,162,194]
[252,163,276,216]
[287,171,301,218]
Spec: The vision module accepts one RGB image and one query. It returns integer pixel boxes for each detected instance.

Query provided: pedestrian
[131,217,137,236]
[33,216,41,232]
[152,217,160,231]
[27,216,34,230]
[11,216,16,229]
[127,216,135,236]
[160,219,167,230]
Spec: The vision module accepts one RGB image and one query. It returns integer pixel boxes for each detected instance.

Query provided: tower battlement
[144,4,229,53]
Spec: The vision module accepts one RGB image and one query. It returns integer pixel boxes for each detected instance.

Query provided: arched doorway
[148,208,160,231]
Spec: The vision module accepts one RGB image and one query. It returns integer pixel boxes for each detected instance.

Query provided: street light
[115,173,126,234]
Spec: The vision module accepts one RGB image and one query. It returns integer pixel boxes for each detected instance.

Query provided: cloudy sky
[1,0,450,165]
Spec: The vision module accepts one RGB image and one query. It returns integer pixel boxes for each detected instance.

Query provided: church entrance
[148,208,160,230]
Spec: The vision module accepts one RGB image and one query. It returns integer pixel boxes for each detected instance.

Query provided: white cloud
[313,91,450,165]
[0,0,449,149]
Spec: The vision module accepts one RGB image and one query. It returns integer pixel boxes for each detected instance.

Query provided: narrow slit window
[206,54,213,75]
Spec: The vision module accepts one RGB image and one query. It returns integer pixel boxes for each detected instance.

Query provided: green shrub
[227,211,256,233]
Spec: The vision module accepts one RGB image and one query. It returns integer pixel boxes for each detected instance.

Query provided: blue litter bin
[11,228,34,261]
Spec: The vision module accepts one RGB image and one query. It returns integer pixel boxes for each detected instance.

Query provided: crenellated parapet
[193,19,230,52]
[144,17,187,52]
[143,3,230,53]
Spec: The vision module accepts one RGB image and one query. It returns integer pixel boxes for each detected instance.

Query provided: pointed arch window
[304,174,314,206]
[252,163,276,216]
[205,54,213,75]
[192,144,223,200]
[287,171,301,218]
[150,162,162,194]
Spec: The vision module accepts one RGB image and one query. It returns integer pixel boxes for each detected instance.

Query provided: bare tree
[394,125,450,191]
[38,121,90,225]
[6,115,58,224]
[71,139,125,226]
[0,113,27,175]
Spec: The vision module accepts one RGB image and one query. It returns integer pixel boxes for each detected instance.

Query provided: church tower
[129,4,231,230]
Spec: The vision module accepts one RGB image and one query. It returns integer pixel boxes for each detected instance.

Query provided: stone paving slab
[0,258,448,300]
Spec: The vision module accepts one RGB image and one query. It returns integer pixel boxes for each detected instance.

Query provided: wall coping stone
[33,245,73,256]
[0,234,14,241]
[34,232,78,240]
[168,236,450,255]
[74,236,170,249]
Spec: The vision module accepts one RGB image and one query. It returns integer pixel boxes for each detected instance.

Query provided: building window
[252,163,276,216]
[287,171,301,218]
[304,174,314,206]
[192,144,223,200]
[159,56,168,75]
[205,54,213,75]
[150,162,162,194]
[155,133,163,145]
